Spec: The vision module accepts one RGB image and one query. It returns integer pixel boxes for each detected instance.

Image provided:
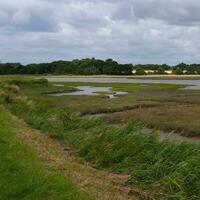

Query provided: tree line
[0,58,133,75]
[1,59,200,75]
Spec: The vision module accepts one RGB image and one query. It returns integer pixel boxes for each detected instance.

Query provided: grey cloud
[112,1,137,21]
[0,0,59,32]
[1,0,200,64]
[132,0,200,26]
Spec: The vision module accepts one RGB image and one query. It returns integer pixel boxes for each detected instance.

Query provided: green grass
[9,77,200,136]
[0,106,91,200]
[79,124,200,199]
[104,104,200,137]
[12,79,183,114]
[1,78,200,199]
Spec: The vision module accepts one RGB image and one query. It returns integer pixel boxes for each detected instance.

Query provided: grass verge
[0,106,91,200]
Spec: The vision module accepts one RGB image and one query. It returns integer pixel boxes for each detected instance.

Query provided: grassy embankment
[0,78,200,199]
[0,106,91,200]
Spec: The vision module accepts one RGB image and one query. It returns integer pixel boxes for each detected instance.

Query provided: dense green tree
[135,68,146,75]
[173,68,183,75]
[1,59,200,75]
[1,59,126,75]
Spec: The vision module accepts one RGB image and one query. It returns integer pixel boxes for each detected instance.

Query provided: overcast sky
[1,0,200,64]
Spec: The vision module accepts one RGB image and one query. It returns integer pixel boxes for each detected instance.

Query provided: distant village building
[131,69,197,75]
[144,70,155,74]
[132,70,137,74]
[183,70,187,74]
[164,70,173,74]
[132,69,173,75]
[132,69,156,75]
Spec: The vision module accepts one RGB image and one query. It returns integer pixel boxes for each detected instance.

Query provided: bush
[135,68,146,75]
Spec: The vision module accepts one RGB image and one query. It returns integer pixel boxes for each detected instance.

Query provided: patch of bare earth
[10,113,150,200]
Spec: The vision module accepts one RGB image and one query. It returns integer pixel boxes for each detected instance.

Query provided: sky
[1,0,200,65]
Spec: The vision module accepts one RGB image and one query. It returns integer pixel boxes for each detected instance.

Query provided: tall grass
[1,80,200,199]
[80,123,200,199]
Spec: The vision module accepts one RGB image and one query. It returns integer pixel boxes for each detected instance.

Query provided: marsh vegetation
[0,76,200,199]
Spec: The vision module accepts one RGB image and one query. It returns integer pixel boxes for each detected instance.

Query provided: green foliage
[1,79,200,199]
[0,108,91,200]
[9,78,48,86]
[59,111,104,130]
[133,64,171,71]
[0,59,133,75]
[173,68,183,75]
[79,124,200,199]
[2,61,200,75]
[135,68,146,75]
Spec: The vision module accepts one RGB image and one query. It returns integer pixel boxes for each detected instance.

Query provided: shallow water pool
[49,86,128,98]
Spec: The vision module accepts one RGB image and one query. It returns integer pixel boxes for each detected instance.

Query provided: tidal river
[46,77,200,90]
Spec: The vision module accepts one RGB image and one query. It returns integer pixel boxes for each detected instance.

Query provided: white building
[164,70,173,74]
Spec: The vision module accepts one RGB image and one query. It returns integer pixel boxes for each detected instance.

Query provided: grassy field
[0,76,200,199]
[0,106,91,200]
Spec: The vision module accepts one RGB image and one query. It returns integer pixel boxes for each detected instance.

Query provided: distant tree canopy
[133,64,171,71]
[172,63,200,74]
[1,59,200,75]
[0,58,133,75]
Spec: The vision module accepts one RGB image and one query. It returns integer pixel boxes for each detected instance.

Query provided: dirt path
[9,113,149,200]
